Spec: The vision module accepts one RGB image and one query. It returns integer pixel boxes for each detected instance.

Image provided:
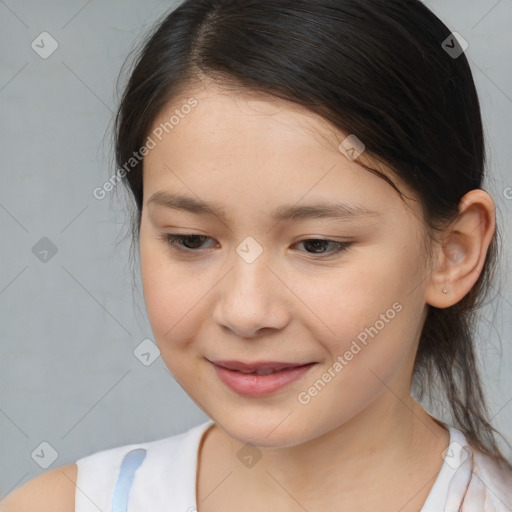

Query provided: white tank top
[74,420,512,511]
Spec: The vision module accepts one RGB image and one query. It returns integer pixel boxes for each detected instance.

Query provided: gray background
[0,0,511,498]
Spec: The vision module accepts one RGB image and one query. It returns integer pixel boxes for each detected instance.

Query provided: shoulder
[75,420,214,511]
[471,448,512,508]
[0,463,77,512]
[428,426,512,511]
[0,421,214,512]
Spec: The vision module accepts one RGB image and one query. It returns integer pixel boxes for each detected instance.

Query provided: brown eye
[295,239,351,255]
[160,234,214,251]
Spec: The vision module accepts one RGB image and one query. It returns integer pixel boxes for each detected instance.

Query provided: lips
[210,360,311,374]
[210,360,316,397]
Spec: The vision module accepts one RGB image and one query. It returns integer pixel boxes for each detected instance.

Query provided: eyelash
[158,233,352,257]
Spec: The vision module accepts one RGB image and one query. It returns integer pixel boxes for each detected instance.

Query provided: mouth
[208,359,317,397]
[210,359,314,374]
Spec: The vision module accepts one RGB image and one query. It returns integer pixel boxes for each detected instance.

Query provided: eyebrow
[147,191,380,224]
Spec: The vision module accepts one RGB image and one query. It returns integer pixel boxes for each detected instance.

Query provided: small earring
[442,286,448,294]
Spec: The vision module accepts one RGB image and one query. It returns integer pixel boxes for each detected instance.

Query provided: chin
[212,410,315,449]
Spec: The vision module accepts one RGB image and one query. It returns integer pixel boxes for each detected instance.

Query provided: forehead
[150,82,343,154]
[142,82,420,222]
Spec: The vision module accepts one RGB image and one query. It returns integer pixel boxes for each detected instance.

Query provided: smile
[209,360,316,397]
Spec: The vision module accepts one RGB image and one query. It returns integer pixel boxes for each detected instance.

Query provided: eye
[159,233,351,257]
[293,238,351,256]
[159,234,215,251]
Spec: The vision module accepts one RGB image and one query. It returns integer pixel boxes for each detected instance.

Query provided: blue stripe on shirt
[112,448,147,512]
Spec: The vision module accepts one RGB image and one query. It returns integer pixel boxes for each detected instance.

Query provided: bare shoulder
[0,463,77,512]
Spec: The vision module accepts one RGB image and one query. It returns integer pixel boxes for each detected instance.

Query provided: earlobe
[425,189,496,309]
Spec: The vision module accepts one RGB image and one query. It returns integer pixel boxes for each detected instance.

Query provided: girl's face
[139,83,433,448]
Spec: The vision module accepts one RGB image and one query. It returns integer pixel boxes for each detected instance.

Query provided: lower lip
[212,362,316,397]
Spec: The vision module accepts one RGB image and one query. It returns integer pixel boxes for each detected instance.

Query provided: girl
[2,0,512,510]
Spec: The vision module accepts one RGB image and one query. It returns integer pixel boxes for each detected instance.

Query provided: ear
[425,189,496,308]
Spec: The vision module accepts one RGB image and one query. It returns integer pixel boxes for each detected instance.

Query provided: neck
[201,396,449,512]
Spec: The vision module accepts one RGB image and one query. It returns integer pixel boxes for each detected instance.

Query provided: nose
[212,252,291,338]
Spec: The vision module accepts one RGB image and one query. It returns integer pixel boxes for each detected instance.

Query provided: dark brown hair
[113,0,511,468]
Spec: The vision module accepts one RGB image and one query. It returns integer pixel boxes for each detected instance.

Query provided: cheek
[139,236,202,351]
[140,251,210,391]
[299,241,424,374]
[295,274,421,430]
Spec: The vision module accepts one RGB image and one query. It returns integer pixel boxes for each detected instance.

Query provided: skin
[0,81,496,512]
